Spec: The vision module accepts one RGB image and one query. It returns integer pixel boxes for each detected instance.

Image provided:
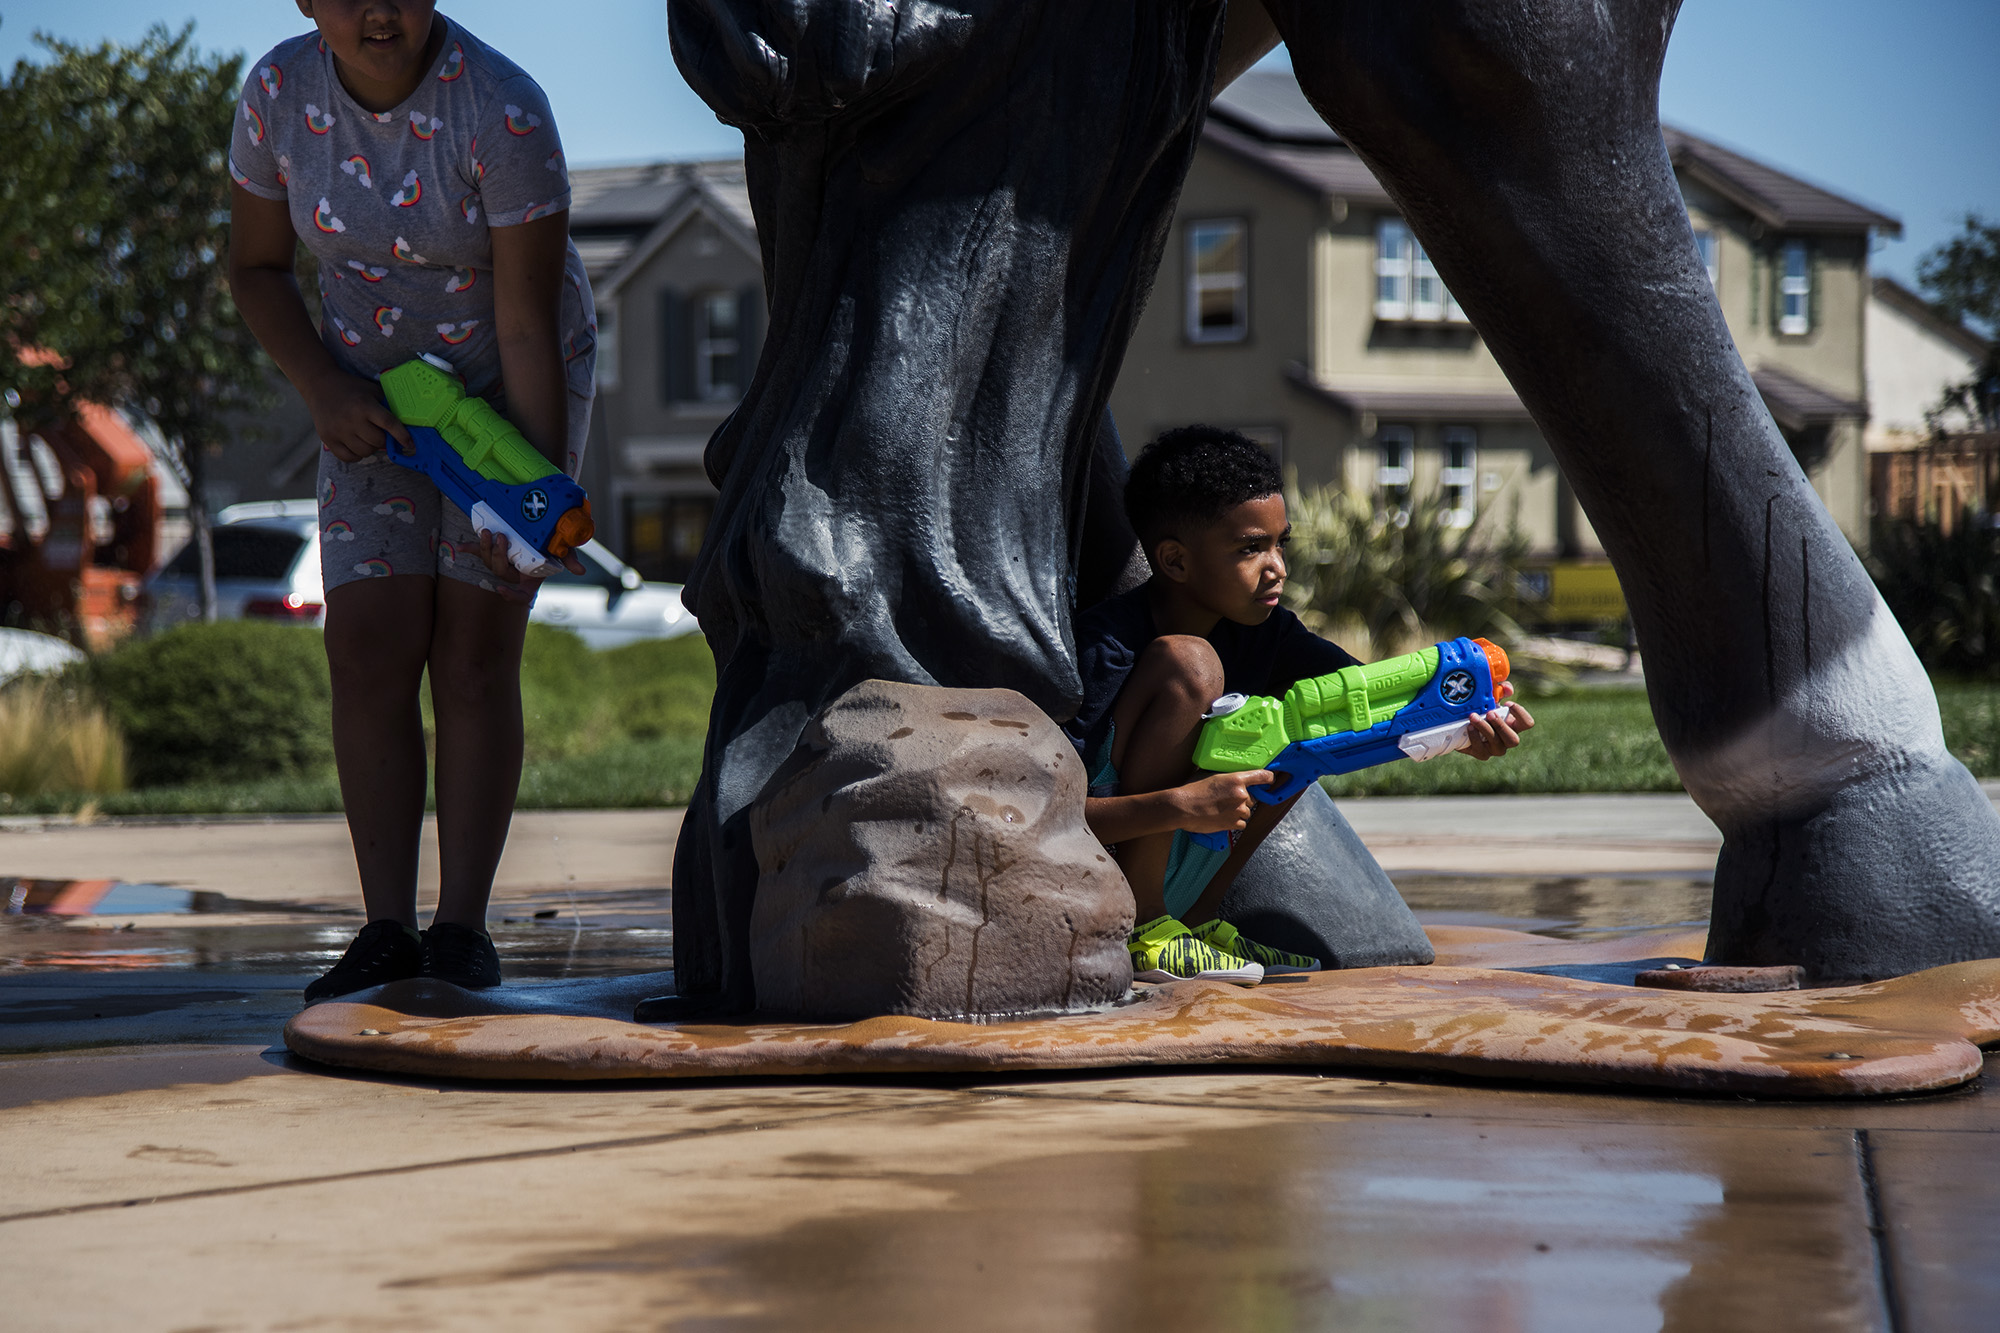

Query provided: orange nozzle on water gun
[1472,637,1510,690]
[549,497,595,560]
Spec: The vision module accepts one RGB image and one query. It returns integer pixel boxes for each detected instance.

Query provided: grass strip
[9,681,1996,817]
[1,736,705,817]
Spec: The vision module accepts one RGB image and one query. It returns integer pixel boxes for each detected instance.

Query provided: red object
[244,594,323,621]
[0,379,162,648]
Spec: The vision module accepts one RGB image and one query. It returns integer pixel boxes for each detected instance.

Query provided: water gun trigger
[1253,768,1312,804]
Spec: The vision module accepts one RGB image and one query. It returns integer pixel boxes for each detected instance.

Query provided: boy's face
[297,1,439,92]
[1154,493,1290,626]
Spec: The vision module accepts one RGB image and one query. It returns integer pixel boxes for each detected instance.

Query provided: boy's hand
[1464,684,1535,761]
[1173,769,1276,834]
[305,369,412,463]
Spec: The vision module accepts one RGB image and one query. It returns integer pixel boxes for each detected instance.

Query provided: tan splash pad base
[284,926,2000,1099]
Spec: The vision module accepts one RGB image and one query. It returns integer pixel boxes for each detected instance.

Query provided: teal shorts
[1088,724,1231,920]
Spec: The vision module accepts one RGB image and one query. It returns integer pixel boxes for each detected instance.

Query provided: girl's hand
[1172,770,1276,834]
[305,370,413,463]
[1464,684,1535,761]
[476,530,586,603]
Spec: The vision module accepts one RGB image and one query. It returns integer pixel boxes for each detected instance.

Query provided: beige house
[1109,70,1899,580]
[568,160,762,583]
[1865,276,1986,450]
[1864,276,1995,526]
[564,73,1903,600]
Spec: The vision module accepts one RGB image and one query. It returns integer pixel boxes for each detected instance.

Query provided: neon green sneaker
[1192,919,1322,975]
[1128,915,1263,986]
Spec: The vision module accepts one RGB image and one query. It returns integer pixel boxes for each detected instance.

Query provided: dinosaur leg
[1264,0,2000,979]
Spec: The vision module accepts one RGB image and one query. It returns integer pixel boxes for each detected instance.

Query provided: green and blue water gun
[1184,637,1512,848]
[378,355,594,575]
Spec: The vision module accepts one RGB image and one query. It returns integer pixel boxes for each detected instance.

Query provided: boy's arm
[1084,769,1275,845]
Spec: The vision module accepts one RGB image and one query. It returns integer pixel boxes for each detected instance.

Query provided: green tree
[0,24,266,619]
[1917,214,2000,433]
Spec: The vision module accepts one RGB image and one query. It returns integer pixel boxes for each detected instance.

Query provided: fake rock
[749,680,1134,1019]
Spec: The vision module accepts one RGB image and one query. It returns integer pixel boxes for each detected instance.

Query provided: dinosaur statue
[661,0,2000,1010]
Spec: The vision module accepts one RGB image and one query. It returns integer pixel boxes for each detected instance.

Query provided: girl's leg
[324,575,438,927]
[427,576,533,929]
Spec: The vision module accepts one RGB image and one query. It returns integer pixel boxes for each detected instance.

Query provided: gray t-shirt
[229,14,595,402]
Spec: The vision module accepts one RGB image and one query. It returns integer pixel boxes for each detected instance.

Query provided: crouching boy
[1068,427,1533,984]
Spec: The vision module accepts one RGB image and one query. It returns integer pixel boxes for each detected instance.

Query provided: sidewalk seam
[0,1098,929,1226]
[1855,1128,1906,1333]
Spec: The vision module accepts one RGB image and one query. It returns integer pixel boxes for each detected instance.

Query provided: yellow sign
[1521,562,1627,623]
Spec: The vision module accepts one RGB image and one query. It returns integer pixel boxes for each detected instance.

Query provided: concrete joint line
[1855,1128,1906,1333]
[0,1098,920,1227]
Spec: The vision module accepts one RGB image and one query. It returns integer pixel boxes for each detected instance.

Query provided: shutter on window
[1769,245,1783,332]
[738,283,764,372]
[661,288,690,403]
[1807,243,1820,334]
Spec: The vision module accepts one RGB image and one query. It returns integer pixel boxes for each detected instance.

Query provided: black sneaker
[304,920,424,1003]
[421,922,502,990]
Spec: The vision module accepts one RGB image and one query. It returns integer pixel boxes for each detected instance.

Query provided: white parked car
[144,500,325,630]
[145,501,696,646]
[531,540,699,647]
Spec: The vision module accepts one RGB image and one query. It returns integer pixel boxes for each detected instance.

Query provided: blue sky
[4,1,1995,290]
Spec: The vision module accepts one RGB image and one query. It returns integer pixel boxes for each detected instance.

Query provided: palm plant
[1283,480,1529,661]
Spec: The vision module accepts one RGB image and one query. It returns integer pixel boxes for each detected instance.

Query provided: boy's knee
[1139,634,1225,704]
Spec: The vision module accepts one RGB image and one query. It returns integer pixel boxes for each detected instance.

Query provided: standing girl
[227,1,595,999]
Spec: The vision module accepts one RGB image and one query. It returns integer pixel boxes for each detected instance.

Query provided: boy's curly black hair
[1124,425,1282,551]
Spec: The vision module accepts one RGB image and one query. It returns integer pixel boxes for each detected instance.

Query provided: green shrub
[600,635,715,741]
[518,624,614,761]
[1285,483,1528,660]
[86,621,331,785]
[1869,515,2000,679]
[425,626,713,762]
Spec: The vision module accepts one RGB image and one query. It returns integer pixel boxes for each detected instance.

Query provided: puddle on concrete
[459,1115,1875,1331]
[5,878,231,916]
[1393,872,1712,940]
[0,882,675,980]
[0,874,1705,980]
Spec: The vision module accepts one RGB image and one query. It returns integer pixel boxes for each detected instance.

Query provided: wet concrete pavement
[4,793,1998,1330]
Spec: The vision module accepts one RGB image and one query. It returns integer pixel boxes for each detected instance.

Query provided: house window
[1376,424,1414,517]
[695,291,741,400]
[595,306,620,391]
[1441,427,1477,529]
[1693,228,1718,288]
[1186,219,1249,343]
[1375,218,1467,323]
[1778,240,1811,335]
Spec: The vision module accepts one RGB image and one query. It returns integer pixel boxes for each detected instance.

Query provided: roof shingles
[1209,69,1898,237]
